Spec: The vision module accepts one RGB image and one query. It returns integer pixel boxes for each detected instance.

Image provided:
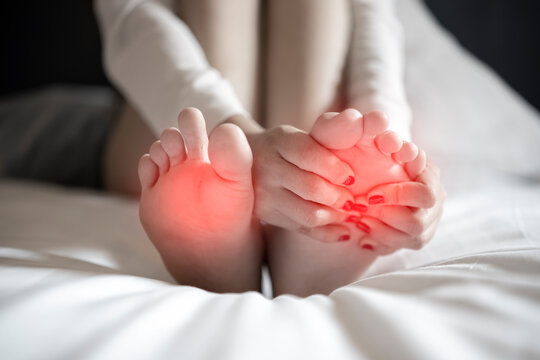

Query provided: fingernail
[346,215,361,223]
[368,195,385,205]
[343,176,355,186]
[356,222,371,234]
[352,203,367,212]
[361,243,375,251]
[338,234,350,242]
[342,200,353,211]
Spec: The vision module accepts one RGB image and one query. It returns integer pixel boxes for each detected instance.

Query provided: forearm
[95,0,248,136]
[348,0,411,140]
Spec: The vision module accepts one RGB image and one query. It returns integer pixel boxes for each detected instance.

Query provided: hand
[356,160,446,255]
[246,125,357,242]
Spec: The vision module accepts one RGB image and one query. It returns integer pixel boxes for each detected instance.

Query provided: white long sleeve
[94,0,248,136]
[348,0,412,140]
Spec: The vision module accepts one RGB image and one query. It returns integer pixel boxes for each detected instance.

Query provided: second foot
[310,109,426,244]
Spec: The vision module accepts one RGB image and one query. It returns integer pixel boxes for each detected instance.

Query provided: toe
[362,111,389,139]
[149,141,170,174]
[375,131,403,155]
[160,127,186,166]
[393,141,418,163]
[177,107,209,162]
[405,149,427,179]
[309,109,363,150]
[208,123,252,183]
[138,154,159,190]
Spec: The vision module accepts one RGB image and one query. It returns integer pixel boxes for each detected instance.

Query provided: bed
[1,1,540,359]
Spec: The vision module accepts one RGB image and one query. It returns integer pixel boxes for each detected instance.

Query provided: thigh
[265,0,351,131]
[175,0,262,119]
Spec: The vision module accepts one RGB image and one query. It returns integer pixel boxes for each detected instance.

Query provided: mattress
[1,0,540,359]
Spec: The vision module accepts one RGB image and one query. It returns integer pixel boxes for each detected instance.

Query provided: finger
[305,224,354,243]
[278,160,354,207]
[412,211,442,250]
[260,209,351,243]
[416,161,441,193]
[277,131,356,186]
[274,188,347,228]
[365,205,425,237]
[357,217,413,256]
[258,208,303,230]
[367,181,437,208]
[411,197,443,230]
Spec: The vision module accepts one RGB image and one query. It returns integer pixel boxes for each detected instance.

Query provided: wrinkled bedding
[1,0,540,359]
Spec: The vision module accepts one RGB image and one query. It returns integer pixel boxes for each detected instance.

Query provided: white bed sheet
[1,0,540,359]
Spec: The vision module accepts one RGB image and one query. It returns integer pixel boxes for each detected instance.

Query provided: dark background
[1,0,539,111]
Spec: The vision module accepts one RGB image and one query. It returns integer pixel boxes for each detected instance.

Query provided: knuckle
[302,208,328,227]
[323,153,340,169]
[299,176,318,196]
[303,178,334,204]
[410,237,424,250]
[423,188,437,208]
[407,215,425,236]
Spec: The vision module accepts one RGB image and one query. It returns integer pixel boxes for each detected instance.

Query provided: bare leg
[176,0,261,118]
[264,0,379,296]
[265,0,350,131]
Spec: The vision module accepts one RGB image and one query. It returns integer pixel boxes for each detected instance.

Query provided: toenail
[368,195,385,205]
[343,176,355,186]
[342,200,353,211]
[356,222,371,234]
[346,215,361,223]
[352,203,367,212]
[338,234,350,242]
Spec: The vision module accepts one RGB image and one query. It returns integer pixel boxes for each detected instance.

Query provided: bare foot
[138,108,262,293]
[269,109,425,296]
[311,109,425,249]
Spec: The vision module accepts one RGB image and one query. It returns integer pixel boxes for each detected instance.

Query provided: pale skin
[104,0,446,296]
